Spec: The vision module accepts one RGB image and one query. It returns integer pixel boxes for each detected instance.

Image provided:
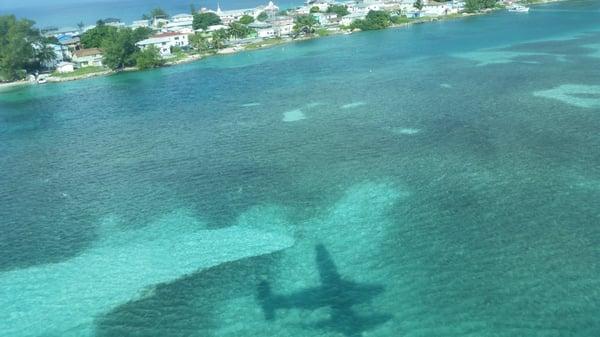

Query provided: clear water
[1,1,600,336]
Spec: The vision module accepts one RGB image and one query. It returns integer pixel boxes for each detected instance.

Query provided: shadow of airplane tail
[257,281,276,320]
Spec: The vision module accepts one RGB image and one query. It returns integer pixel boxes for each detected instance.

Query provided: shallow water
[1,1,600,336]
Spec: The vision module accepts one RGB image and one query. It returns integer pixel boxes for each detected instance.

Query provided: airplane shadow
[257,244,392,337]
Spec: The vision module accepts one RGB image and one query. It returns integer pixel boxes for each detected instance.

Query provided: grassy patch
[51,66,106,78]
[171,51,188,62]
[316,28,330,37]
[244,38,284,50]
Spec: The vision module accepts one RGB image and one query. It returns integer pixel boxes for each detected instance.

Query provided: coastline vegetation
[0,15,56,81]
[81,22,158,70]
[465,0,499,12]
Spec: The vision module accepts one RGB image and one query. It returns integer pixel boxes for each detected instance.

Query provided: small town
[1,0,532,84]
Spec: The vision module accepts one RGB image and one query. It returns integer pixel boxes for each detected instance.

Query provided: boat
[508,4,530,12]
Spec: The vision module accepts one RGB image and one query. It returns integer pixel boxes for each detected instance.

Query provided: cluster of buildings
[40,0,467,74]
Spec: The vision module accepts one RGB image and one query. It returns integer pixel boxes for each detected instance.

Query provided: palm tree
[35,44,56,69]
[211,29,228,50]
[293,14,318,37]
[190,33,210,53]
[228,22,251,39]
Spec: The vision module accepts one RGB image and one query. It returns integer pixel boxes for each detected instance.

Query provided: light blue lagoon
[1,1,600,336]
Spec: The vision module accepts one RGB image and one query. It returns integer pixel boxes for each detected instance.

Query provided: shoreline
[0,1,563,90]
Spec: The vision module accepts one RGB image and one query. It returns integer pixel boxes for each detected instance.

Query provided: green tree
[310,6,321,13]
[101,29,137,70]
[192,12,222,30]
[35,43,57,67]
[326,4,349,17]
[211,29,229,50]
[238,14,254,25]
[135,46,164,69]
[465,0,497,12]
[190,3,197,15]
[351,10,392,31]
[257,11,268,21]
[77,21,85,32]
[293,14,318,36]
[228,22,253,39]
[391,15,410,25]
[80,24,118,48]
[189,33,211,53]
[414,0,424,10]
[0,15,52,81]
[132,27,153,42]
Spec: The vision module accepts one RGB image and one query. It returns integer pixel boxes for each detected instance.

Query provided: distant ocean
[0,0,302,28]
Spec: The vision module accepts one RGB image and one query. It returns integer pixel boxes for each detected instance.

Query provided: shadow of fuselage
[257,244,391,336]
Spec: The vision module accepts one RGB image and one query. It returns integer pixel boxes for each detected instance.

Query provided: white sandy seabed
[0,211,294,337]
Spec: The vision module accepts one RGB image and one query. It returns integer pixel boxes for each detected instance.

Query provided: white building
[215,6,257,24]
[171,13,194,22]
[313,12,338,25]
[163,13,194,32]
[249,21,276,38]
[136,32,190,56]
[152,18,170,28]
[131,20,150,29]
[164,20,194,32]
[340,11,367,26]
[422,3,457,16]
[56,62,75,73]
[268,16,294,36]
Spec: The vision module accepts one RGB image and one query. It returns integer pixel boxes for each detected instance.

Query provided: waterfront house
[422,2,457,16]
[249,21,276,38]
[72,48,103,67]
[340,11,367,26]
[268,16,294,36]
[136,32,190,56]
[56,62,75,73]
[313,13,338,26]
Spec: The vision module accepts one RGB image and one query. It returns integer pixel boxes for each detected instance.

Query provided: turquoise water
[2,1,600,336]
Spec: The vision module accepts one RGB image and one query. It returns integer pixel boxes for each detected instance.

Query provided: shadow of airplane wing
[257,281,326,320]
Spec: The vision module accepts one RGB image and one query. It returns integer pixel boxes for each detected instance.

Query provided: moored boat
[509,4,530,12]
